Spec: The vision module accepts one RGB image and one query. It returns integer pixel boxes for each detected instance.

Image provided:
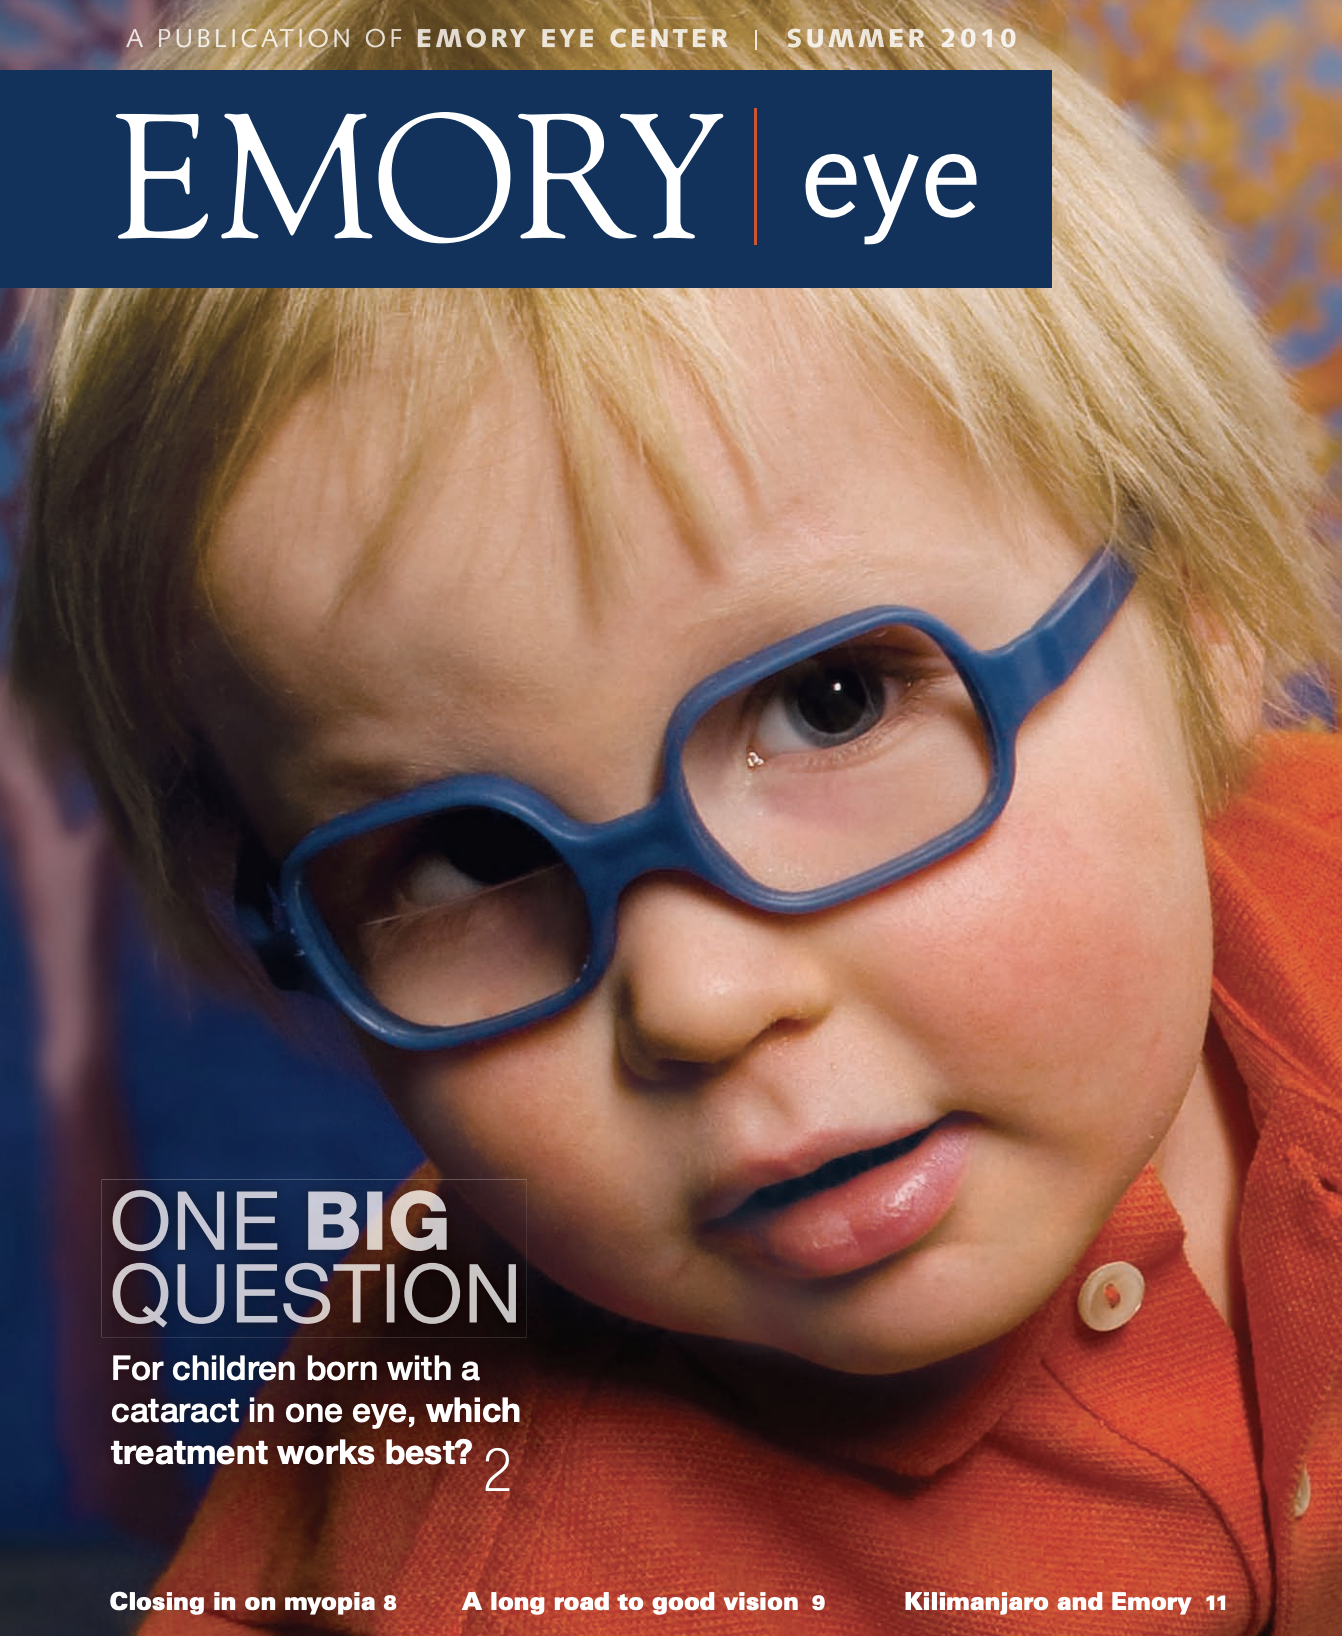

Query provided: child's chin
[725,1248,1059,1378]
[698,1310,1012,1391]
[766,1326,1001,1379]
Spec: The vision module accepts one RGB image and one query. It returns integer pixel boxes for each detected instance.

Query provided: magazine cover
[1,3,1340,1632]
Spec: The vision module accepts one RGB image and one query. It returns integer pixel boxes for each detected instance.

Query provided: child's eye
[753,657,887,756]
[393,808,562,907]
[398,852,476,910]
[746,633,948,765]
[310,807,568,936]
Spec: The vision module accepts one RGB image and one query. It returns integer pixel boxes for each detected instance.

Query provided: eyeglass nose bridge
[557,780,728,980]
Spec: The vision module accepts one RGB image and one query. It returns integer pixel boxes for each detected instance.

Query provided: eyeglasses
[236,549,1134,1051]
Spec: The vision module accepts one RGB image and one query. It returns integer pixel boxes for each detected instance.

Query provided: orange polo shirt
[143,732,1342,1634]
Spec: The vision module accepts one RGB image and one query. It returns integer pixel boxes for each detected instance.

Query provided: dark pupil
[427,807,561,887]
[789,662,879,739]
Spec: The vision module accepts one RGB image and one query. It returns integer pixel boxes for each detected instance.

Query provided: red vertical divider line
[753,107,759,246]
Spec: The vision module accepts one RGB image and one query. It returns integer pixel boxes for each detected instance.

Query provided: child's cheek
[836,725,1214,1150]
[365,1027,680,1283]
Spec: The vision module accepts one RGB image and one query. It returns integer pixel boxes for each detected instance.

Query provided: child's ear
[1191,601,1266,746]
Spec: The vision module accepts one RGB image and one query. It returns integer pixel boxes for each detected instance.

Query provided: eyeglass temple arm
[975,549,1136,728]
[234,837,309,991]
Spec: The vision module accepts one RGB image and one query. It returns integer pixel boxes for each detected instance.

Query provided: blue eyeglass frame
[235,548,1135,1051]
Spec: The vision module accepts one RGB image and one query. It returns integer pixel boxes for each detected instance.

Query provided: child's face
[199,311,1215,1376]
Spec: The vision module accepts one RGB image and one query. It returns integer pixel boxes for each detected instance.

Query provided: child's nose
[610,876,834,1081]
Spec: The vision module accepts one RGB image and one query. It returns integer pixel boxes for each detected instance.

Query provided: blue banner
[1,68,1050,285]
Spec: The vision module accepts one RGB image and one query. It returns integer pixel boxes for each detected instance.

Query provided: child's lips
[700,1115,972,1279]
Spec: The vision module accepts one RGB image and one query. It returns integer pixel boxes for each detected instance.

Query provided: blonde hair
[11,0,1339,977]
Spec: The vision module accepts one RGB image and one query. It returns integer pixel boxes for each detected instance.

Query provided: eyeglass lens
[682,622,990,890]
[303,808,591,1028]
[300,623,991,1030]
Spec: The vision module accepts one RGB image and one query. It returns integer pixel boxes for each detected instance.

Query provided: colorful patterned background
[1059,0,1342,467]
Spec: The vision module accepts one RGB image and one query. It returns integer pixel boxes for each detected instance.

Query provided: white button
[1077,1262,1145,1332]
[1291,1466,1311,1519]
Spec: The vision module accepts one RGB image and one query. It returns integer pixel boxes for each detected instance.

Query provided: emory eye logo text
[1,69,1049,284]
[116,107,975,247]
